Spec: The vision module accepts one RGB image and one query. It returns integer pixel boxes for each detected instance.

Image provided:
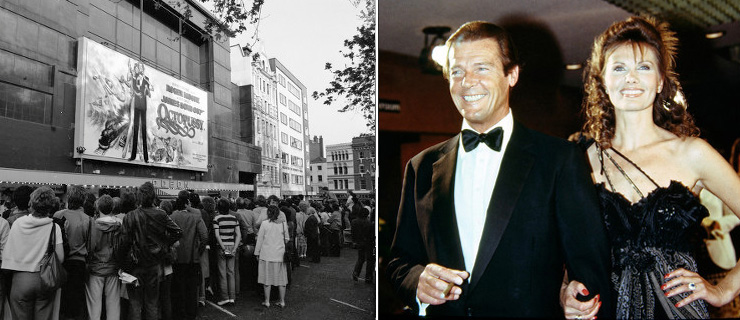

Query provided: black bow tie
[461,127,504,152]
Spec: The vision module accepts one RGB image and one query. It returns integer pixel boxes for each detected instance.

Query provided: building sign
[74,37,208,171]
[379,99,401,113]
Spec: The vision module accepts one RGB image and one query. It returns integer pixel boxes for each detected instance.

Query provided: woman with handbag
[254,205,289,308]
[2,186,65,320]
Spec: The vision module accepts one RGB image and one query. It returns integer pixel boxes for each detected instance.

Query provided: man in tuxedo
[386,21,614,317]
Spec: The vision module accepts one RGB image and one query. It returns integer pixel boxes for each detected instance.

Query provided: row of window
[282,173,304,185]
[260,164,279,185]
[330,151,351,161]
[280,152,303,167]
[332,179,350,190]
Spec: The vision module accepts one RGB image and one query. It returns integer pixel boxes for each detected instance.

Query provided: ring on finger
[688,282,697,291]
[575,316,582,320]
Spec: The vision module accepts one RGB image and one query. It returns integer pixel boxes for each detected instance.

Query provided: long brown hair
[582,16,699,148]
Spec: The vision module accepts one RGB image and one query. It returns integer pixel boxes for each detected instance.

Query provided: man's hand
[417,263,469,305]
[561,280,600,320]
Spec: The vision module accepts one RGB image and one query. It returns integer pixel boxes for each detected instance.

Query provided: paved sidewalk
[196,247,376,319]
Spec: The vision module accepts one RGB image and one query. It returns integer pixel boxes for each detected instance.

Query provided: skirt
[257,260,288,286]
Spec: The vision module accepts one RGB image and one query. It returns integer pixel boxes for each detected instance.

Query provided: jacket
[88,215,124,276]
[122,207,182,269]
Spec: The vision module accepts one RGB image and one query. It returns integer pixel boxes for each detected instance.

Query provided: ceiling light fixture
[706,31,725,39]
[565,63,583,70]
[420,26,451,74]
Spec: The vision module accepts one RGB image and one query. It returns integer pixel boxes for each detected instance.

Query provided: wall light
[420,26,451,74]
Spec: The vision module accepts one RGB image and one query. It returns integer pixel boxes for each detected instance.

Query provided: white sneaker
[217,299,229,306]
[228,299,235,304]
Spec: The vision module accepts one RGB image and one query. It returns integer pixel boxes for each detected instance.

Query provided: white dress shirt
[454,110,513,280]
[418,111,513,315]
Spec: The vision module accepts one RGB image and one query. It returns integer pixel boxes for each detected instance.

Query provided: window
[280,113,287,124]
[0,82,53,124]
[281,132,288,144]
[310,176,313,183]
[317,165,322,170]
[334,180,338,190]
[279,74,286,87]
[288,100,300,115]
[360,164,365,172]
[288,82,300,98]
[359,151,364,159]
[360,179,367,190]
[279,93,287,105]
[289,119,301,132]
[318,175,323,182]
[283,173,289,183]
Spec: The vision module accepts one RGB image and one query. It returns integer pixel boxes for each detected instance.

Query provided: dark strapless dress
[596,147,709,319]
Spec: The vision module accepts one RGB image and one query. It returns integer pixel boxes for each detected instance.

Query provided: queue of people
[0,182,375,320]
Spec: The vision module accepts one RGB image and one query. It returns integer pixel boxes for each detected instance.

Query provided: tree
[312,0,376,131]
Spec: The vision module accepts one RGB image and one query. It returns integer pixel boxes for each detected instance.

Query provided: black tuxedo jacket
[386,121,614,318]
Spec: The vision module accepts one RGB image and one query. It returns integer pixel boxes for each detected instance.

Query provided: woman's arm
[664,138,740,307]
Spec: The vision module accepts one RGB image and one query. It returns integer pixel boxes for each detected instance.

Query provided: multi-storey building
[270,59,308,196]
[308,156,328,196]
[326,142,354,200]
[231,44,281,197]
[0,0,260,197]
[352,134,376,200]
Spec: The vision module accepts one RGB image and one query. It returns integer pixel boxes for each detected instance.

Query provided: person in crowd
[296,201,309,259]
[157,199,175,320]
[340,207,351,245]
[213,198,241,306]
[255,196,285,232]
[304,205,321,264]
[121,182,181,320]
[279,205,295,284]
[53,185,91,320]
[0,188,12,217]
[562,16,740,319]
[198,196,216,305]
[6,185,33,226]
[0,199,10,318]
[328,202,342,257]
[254,205,289,308]
[352,207,373,284]
[3,186,64,320]
[85,194,126,320]
[234,197,253,290]
[240,198,261,294]
[110,197,121,216]
[83,192,97,218]
[386,21,613,317]
[169,191,207,320]
[117,190,137,220]
[318,204,331,257]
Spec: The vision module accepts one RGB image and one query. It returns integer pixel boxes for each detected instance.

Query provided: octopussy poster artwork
[75,37,208,171]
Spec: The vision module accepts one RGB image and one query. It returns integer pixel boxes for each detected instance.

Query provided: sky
[231,0,373,150]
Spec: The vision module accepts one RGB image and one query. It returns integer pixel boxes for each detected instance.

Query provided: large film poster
[74,37,208,171]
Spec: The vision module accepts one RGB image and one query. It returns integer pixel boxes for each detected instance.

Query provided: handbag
[39,222,67,292]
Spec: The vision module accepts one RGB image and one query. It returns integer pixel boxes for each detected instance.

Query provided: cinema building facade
[0,0,261,197]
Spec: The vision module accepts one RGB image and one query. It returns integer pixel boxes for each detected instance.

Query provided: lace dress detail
[597,146,709,319]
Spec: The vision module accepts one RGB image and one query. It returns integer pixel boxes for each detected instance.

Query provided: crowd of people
[0,183,376,320]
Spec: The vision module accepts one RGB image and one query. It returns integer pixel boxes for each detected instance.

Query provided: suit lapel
[468,122,535,292]
[429,135,466,270]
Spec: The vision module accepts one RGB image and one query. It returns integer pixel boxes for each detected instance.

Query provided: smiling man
[386,21,615,317]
